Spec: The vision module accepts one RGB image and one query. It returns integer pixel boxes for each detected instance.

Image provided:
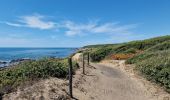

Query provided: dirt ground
[3,78,70,100]
[3,53,170,100]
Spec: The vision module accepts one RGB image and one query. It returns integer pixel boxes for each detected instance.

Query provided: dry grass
[110,53,135,60]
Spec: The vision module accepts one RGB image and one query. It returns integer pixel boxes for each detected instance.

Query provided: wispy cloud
[5,14,56,30]
[3,13,138,36]
[61,20,97,36]
[60,20,138,36]
[5,22,23,27]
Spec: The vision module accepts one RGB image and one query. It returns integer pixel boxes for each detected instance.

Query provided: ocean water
[0,48,77,62]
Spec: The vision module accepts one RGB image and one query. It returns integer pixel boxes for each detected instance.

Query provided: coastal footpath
[1,35,170,100]
[2,53,170,100]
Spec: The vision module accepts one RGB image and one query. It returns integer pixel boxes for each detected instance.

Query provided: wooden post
[87,53,90,65]
[82,54,85,74]
[68,57,73,98]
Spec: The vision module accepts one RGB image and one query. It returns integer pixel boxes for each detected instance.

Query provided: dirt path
[72,54,170,100]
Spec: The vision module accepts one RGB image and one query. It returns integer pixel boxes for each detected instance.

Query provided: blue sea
[0,48,77,62]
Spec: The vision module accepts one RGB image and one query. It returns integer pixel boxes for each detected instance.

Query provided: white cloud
[3,13,138,36]
[5,22,23,27]
[61,20,96,36]
[5,14,56,30]
[61,20,138,36]
[92,23,118,33]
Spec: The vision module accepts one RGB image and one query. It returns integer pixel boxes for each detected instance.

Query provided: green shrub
[147,40,170,51]
[0,58,76,95]
[126,51,156,64]
[136,50,170,92]
[124,48,137,54]
[127,35,170,50]
[86,35,170,62]
[90,47,113,62]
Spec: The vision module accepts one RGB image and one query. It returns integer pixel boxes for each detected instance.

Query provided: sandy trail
[72,54,170,100]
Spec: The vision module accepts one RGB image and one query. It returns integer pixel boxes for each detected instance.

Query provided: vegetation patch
[135,50,170,92]
[0,58,77,95]
[146,40,170,52]
[126,51,156,64]
[111,53,135,60]
[87,35,170,62]
[89,47,113,62]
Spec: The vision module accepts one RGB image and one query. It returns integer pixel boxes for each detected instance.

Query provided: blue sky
[0,0,170,47]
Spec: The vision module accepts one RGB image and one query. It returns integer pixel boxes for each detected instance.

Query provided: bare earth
[3,53,170,100]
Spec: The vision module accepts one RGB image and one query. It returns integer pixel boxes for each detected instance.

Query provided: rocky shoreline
[0,56,67,69]
[0,58,32,68]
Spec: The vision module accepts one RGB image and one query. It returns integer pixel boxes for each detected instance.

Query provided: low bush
[90,47,113,62]
[0,58,77,95]
[87,35,170,62]
[135,50,170,92]
[111,53,135,60]
[147,40,170,52]
[125,51,156,64]
[123,48,137,54]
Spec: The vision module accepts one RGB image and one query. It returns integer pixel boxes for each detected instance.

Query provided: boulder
[10,58,31,63]
[0,61,7,64]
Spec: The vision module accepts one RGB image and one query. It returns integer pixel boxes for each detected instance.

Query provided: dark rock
[49,56,56,59]
[0,92,4,100]
[10,58,31,63]
[0,61,7,64]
